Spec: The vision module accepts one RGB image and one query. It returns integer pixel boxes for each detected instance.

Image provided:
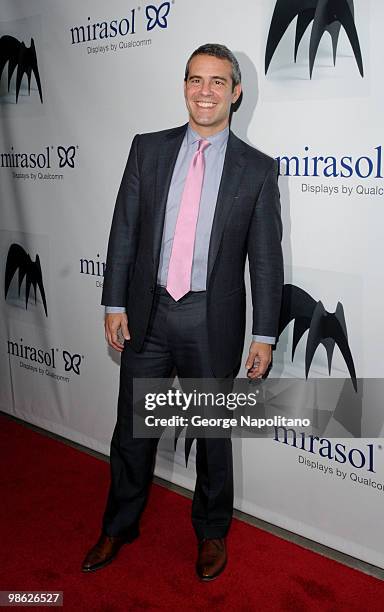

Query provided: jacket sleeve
[247,160,284,339]
[101,135,141,307]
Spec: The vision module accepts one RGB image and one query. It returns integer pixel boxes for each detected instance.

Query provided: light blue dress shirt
[106,124,275,344]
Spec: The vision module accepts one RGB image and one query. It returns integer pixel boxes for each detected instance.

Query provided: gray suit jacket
[102,123,283,377]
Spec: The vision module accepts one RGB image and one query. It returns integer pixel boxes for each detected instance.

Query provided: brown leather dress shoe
[82,533,130,572]
[196,538,227,581]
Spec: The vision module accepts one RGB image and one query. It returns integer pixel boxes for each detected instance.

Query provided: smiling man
[82,44,283,581]
[185,53,239,134]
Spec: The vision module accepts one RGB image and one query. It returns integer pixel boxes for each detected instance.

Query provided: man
[82,43,283,581]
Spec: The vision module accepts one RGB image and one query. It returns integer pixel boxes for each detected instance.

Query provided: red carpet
[1,413,383,611]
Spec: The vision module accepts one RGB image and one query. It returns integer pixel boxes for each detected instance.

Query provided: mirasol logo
[80,254,105,288]
[69,2,172,45]
[7,337,83,378]
[0,145,78,181]
[0,146,77,169]
[276,146,383,179]
[274,426,375,473]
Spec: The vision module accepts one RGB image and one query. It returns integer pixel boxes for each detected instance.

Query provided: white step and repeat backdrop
[1,0,384,568]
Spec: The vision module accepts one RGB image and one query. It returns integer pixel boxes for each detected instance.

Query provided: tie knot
[198,139,210,154]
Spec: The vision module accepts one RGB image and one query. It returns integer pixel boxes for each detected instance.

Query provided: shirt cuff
[252,335,275,344]
[105,306,126,314]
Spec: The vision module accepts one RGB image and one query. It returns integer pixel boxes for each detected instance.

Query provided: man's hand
[245,341,272,379]
[105,313,130,352]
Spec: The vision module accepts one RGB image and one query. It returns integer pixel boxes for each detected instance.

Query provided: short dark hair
[184,43,241,90]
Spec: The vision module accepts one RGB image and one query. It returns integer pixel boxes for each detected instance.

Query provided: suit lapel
[152,124,188,264]
[207,131,247,281]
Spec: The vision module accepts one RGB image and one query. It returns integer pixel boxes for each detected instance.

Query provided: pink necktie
[166,139,210,301]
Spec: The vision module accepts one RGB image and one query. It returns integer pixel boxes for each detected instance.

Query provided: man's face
[184,54,241,136]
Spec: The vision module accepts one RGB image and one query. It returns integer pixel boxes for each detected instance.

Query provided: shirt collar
[186,124,229,148]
